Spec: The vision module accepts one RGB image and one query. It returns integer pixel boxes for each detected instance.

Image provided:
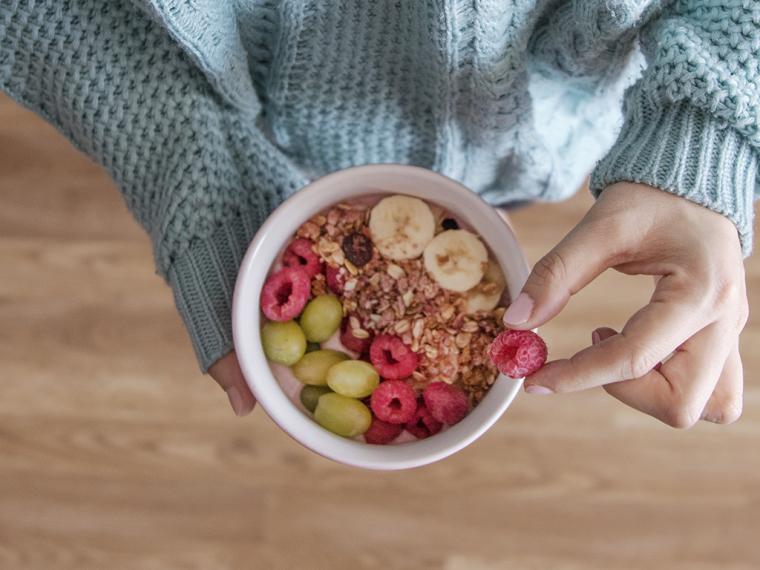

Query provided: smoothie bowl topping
[259,194,517,444]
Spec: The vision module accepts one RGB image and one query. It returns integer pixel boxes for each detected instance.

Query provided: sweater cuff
[590,92,757,257]
[166,208,265,372]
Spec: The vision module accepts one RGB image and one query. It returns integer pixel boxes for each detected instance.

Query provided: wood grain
[0,93,758,569]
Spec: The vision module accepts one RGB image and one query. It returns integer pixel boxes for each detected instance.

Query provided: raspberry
[325,264,345,294]
[341,232,374,267]
[404,403,443,439]
[369,335,419,379]
[370,380,417,424]
[283,238,323,279]
[340,318,373,354]
[364,416,403,445]
[422,382,469,425]
[260,267,311,321]
[489,329,547,378]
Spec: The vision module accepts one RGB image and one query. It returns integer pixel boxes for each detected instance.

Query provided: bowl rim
[232,163,530,470]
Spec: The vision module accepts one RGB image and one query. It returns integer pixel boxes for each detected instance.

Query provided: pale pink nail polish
[525,384,553,395]
[503,292,534,325]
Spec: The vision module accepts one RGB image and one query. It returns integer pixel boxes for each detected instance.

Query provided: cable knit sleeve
[0,1,307,370]
[590,0,759,256]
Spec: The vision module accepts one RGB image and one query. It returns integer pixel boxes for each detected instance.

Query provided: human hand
[208,350,256,416]
[504,182,748,427]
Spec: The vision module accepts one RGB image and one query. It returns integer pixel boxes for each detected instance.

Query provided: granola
[296,200,507,404]
[261,193,512,443]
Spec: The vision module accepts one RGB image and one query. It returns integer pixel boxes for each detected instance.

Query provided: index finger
[524,276,710,393]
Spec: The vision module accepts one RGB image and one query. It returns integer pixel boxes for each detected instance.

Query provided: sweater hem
[167,208,265,372]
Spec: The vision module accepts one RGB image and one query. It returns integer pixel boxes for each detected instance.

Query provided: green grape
[326,360,380,398]
[261,320,306,365]
[299,385,332,413]
[305,342,321,353]
[291,349,349,386]
[299,294,343,343]
[314,393,372,437]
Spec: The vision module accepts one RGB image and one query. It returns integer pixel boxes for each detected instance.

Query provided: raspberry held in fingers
[489,329,547,378]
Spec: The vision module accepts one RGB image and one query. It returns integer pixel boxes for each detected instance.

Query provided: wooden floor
[1,93,758,569]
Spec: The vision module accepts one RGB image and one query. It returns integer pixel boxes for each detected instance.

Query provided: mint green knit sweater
[1,1,758,371]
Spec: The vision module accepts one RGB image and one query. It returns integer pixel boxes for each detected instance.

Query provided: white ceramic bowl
[233,164,530,470]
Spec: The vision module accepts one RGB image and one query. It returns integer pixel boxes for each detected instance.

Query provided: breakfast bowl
[232,163,530,470]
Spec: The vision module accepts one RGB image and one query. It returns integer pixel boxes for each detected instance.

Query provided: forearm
[1,0,307,368]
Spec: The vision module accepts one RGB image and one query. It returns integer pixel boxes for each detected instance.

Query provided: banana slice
[369,195,435,260]
[465,259,506,313]
[423,229,488,292]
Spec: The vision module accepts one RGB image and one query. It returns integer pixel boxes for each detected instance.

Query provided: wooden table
[1,94,758,569]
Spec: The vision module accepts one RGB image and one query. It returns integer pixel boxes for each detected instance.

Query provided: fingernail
[503,293,534,325]
[226,386,251,417]
[525,384,553,395]
[592,330,601,346]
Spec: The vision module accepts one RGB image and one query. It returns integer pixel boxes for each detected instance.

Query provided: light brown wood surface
[1,93,758,569]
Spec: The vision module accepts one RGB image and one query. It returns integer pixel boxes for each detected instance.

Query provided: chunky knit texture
[1,1,758,371]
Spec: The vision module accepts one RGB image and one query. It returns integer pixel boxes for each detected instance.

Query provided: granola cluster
[296,200,507,404]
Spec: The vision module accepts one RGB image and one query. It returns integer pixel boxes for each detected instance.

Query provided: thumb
[208,350,257,417]
[503,221,612,329]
